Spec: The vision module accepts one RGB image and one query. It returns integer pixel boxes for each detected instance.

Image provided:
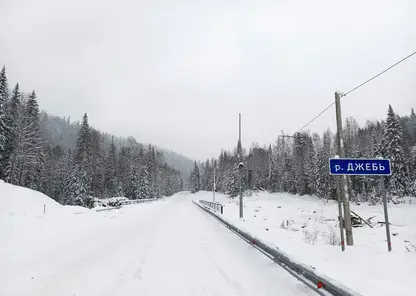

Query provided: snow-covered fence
[96,206,122,212]
[193,200,362,296]
[199,200,224,214]
[119,198,158,206]
[94,198,159,212]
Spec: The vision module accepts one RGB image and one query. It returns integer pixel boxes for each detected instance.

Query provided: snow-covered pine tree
[216,151,225,192]
[315,130,333,199]
[274,137,286,192]
[64,167,92,206]
[371,129,382,158]
[73,113,91,168]
[127,145,150,199]
[303,134,314,195]
[382,105,409,198]
[65,113,92,206]
[409,154,416,196]
[207,159,216,192]
[104,136,117,197]
[138,166,150,199]
[118,146,132,197]
[163,166,173,197]
[190,161,200,193]
[225,167,240,197]
[293,132,310,195]
[378,121,388,158]
[90,130,105,197]
[343,118,369,201]
[201,159,212,191]
[41,145,65,200]
[248,145,268,191]
[166,175,173,196]
[267,144,278,192]
[30,150,45,192]
[38,145,52,196]
[153,147,163,198]
[367,127,384,202]
[144,145,157,198]
[408,108,416,147]
[349,149,367,201]
[281,137,295,194]
[343,117,359,158]
[1,84,20,180]
[54,148,72,203]
[174,170,182,193]
[129,166,141,199]
[0,66,9,167]
[19,91,43,189]
[308,133,321,196]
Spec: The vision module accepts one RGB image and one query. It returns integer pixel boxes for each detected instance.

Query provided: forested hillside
[39,113,194,177]
[191,106,416,203]
[0,66,188,207]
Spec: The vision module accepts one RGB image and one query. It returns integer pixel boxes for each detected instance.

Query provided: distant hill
[39,111,194,176]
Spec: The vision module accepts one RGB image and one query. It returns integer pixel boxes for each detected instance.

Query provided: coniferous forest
[190,107,416,203]
[1,66,415,207]
[0,67,186,207]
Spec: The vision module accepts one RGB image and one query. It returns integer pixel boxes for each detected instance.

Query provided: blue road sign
[329,158,391,176]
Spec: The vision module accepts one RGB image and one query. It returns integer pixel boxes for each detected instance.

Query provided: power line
[341,51,416,97]
[292,50,416,135]
[295,102,335,134]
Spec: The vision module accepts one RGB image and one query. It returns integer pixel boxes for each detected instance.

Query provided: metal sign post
[335,175,346,251]
[380,175,392,252]
[329,158,392,252]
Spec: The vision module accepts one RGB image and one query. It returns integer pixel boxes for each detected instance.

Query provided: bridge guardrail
[199,200,224,214]
[193,200,362,296]
[120,198,157,206]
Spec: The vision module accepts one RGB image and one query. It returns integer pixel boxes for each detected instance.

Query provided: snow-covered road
[2,192,315,296]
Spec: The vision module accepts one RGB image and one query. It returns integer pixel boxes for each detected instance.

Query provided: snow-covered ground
[193,190,416,296]
[0,180,316,296]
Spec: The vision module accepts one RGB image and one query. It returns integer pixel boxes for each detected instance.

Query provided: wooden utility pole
[335,92,354,246]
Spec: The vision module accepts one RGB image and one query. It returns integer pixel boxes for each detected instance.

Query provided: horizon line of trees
[190,105,416,203]
[0,66,183,207]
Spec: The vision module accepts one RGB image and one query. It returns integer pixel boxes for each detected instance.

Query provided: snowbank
[0,180,65,217]
[0,180,173,295]
[193,191,416,296]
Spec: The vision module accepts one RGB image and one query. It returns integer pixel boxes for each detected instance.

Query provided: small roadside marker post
[329,158,392,252]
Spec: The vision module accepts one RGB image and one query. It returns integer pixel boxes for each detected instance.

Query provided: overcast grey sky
[1,0,415,160]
